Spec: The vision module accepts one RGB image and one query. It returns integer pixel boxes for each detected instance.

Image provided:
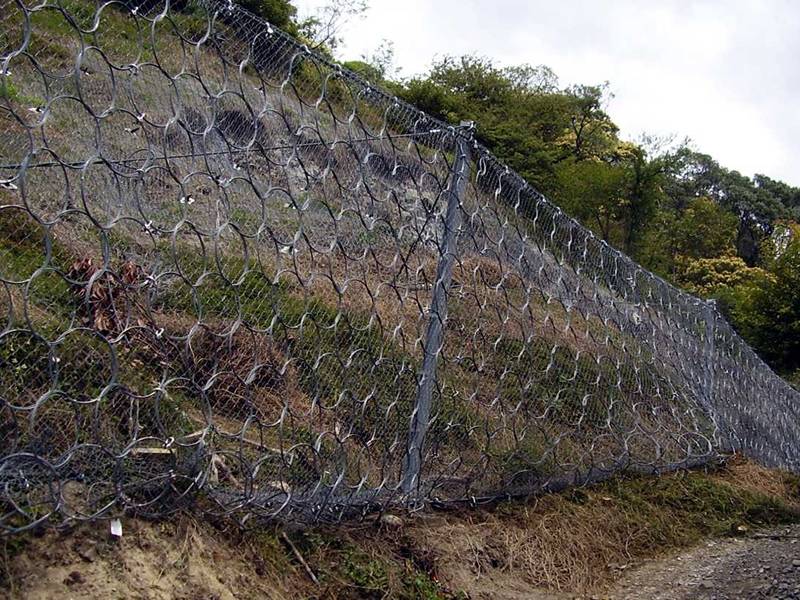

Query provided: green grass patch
[599,468,800,542]
[269,529,461,599]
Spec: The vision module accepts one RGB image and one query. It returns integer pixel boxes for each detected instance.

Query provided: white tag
[110,518,123,538]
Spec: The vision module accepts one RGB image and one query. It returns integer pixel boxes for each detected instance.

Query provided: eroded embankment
[2,457,799,599]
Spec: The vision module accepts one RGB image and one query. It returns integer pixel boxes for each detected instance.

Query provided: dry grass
[416,497,645,594]
[711,454,800,505]
[407,456,800,595]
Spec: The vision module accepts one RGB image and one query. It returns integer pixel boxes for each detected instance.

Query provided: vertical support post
[401,123,473,495]
[703,300,717,406]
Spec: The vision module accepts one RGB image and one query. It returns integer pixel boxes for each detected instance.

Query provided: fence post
[401,122,473,495]
[702,298,730,452]
[703,300,717,407]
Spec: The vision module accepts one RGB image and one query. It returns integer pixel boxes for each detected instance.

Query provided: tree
[551,139,670,255]
[676,255,768,297]
[394,55,615,194]
[297,0,368,51]
[661,147,798,265]
[670,197,739,260]
[618,140,671,255]
[553,159,628,243]
[342,60,384,83]
[635,196,739,280]
[237,0,298,35]
[559,83,618,161]
[754,174,800,218]
[722,231,800,375]
[344,39,396,82]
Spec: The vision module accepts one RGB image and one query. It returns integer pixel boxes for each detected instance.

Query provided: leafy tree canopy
[237,0,298,34]
[382,54,800,376]
[721,233,800,376]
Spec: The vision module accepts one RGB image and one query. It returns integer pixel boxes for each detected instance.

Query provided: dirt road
[607,523,800,599]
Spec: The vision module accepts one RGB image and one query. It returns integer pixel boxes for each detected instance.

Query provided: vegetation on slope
[2,458,799,598]
[239,0,800,379]
[238,4,798,381]
[382,56,800,381]
[117,0,800,383]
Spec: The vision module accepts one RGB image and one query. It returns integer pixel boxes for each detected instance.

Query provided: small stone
[793,559,800,567]
[64,571,84,586]
[380,514,403,529]
[74,540,97,563]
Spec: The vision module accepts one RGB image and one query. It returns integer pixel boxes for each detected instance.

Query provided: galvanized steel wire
[0,0,798,534]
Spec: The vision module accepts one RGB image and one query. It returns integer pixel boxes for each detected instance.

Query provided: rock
[75,542,97,563]
[793,559,800,567]
[266,480,292,494]
[380,514,403,529]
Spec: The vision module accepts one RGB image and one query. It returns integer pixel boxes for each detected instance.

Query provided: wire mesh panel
[1,0,798,534]
[0,0,459,530]
[419,151,722,502]
[709,313,800,471]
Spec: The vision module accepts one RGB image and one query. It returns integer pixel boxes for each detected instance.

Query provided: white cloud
[294,0,800,185]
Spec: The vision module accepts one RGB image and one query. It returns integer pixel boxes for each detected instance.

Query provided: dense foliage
[236,0,298,34]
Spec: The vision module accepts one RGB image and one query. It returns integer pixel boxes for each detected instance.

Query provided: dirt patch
[408,457,800,595]
[1,517,299,600]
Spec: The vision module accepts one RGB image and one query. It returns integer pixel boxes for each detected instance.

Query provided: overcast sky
[294,0,800,186]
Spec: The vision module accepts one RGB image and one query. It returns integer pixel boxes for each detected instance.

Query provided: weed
[341,548,390,597]
[0,76,19,102]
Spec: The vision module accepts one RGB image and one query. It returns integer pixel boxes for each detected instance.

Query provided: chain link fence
[1,0,798,534]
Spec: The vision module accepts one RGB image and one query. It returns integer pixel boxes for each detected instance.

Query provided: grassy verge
[415,456,800,594]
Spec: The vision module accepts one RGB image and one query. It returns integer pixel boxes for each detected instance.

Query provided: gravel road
[607,523,800,599]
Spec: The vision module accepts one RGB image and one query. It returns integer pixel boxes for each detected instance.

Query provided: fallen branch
[281,531,319,586]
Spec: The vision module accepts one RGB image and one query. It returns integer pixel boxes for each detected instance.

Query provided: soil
[1,518,297,600]
[430,521,800,599]
[606,523,800,600]
[3,461,800,600]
